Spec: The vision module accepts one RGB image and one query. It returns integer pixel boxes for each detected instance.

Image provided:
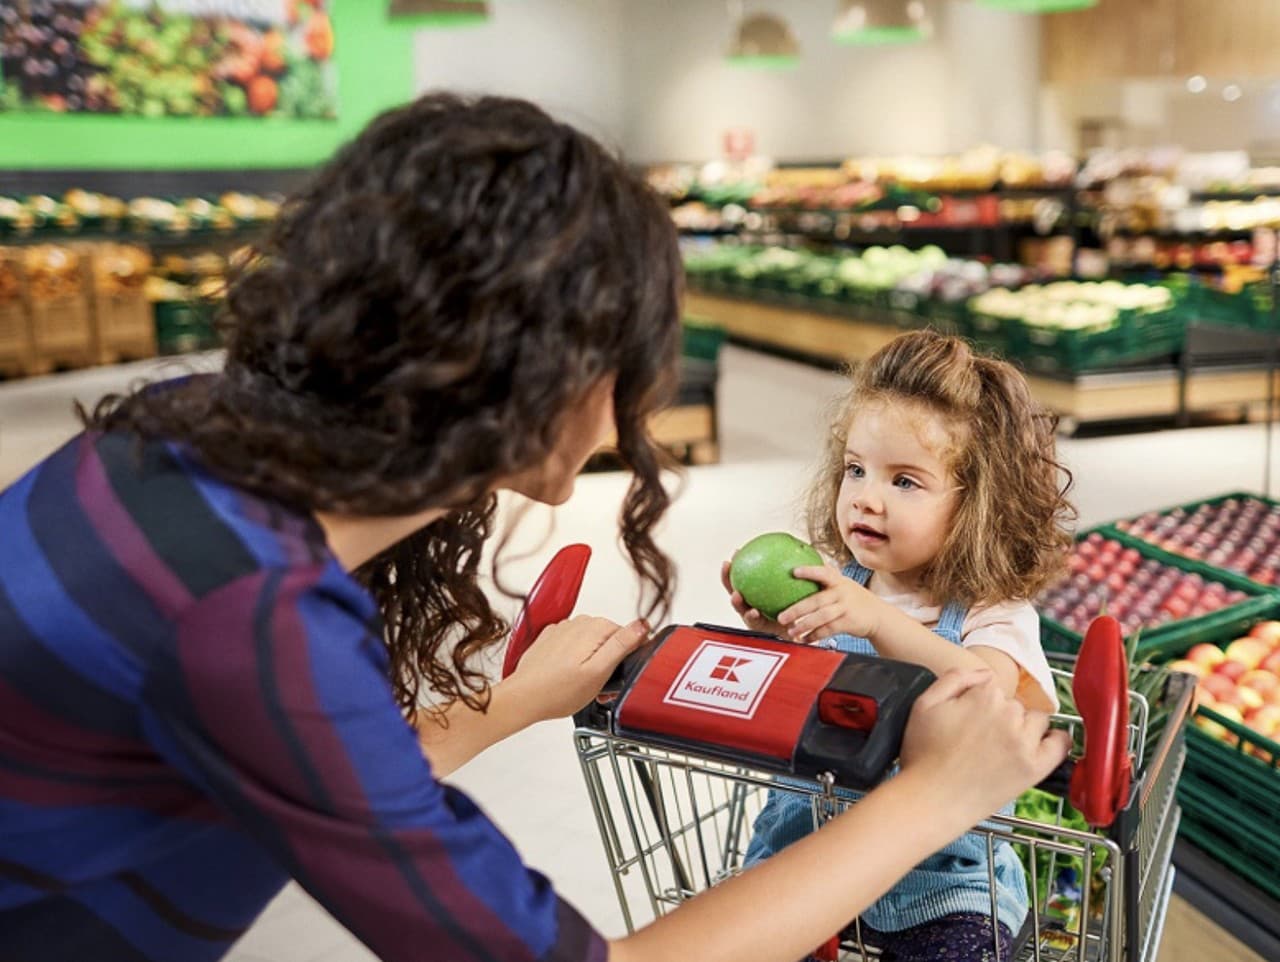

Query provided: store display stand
[686,290,1276,434]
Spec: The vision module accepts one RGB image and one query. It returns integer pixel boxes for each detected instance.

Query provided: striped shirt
[0,430,605,962]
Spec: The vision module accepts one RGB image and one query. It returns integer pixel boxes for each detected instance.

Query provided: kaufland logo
[663,641,787,719]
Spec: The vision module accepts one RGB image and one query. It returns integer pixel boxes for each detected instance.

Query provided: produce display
[684,240,1184,372]
[1035,533,1249,639]
[1114,496,1280,586]
[90,242,150,295]
[970,280,1175,332]
[1166,622,1280,750]
[0,189,279,237]
[684,242,1035,301]
[21,244,83,301]
[0,0,335,119]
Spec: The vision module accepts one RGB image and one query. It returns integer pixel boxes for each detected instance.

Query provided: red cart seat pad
[617,627,845,763]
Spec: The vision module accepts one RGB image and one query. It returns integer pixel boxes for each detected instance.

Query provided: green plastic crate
[965,310,1011,356]
[1176,704,1280,901]
[154,300,220,355]
[1006,308,1183,375]
[681,318,726,363]
[920,298,969,338]
[882,289,926,331]
[1099,490,1280,593]
[1178,798,1280,901]
[1037,530,1279,660]
[1185,281,1278,331]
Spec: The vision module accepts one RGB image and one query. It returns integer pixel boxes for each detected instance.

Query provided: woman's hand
[507,615,650,722]
[776,565,882,643]
[720,561,787,637]
[899,669,1072,821]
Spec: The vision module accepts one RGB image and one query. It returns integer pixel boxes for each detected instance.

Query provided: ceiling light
[727,12,800,69]
[388,0,489,27]
[1223,84,1243,103]
[1186,75,1207,94]
[977,0,1098,12]
[832,0,931,45]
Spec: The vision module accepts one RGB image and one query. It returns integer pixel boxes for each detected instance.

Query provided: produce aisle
[686,290,1279,432]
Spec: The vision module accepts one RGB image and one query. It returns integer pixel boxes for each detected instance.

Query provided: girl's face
[836,401,961,592]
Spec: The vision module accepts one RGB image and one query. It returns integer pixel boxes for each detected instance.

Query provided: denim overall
[742,561,1028,937]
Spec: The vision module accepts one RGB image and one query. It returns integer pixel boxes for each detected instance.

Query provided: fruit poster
[0,1,337,119]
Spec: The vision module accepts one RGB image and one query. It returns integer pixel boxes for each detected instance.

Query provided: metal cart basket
[574,661,1193,962]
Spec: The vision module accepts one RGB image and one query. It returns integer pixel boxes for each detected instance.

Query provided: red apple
[1239,669,1280,700]
[1238,686,1265,712]
[1186,643,1227,670]
[1262,649,1280,675]
[1248,620,1280,647]
[1214,659,1248,683]
[1225,638,1270,669]
[1244,705,1280,760]
[1245,703,1280,731]
[1167,658,1204,680]
[1200,673,1237,703]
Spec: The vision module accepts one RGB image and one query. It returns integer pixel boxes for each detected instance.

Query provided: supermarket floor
[0,346,1273,962]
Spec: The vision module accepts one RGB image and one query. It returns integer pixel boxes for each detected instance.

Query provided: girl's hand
[899,669,1072,817]
[508,615,649,721]
[776,565,883,643]
[720,561,786,637]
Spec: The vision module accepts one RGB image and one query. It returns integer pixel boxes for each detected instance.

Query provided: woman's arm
[417,616,649,777]
[608,669,1070,962]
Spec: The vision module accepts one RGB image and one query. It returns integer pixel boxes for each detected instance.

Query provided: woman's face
[502,375,617,506]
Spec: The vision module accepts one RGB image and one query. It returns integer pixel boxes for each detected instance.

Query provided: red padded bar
[617,627,844,763]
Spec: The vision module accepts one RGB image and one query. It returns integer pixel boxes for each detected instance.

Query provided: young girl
[724,330,1075,962]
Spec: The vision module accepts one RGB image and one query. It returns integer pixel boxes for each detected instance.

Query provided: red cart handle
[501,544,592,679]
[1069,614,1133,828]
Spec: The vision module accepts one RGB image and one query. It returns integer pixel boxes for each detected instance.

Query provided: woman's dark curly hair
[86,93,683,717]
[807,331,1075,608]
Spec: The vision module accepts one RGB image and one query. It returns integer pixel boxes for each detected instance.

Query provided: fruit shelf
[1034,530,1279,661]
[1177,707,1280,902]
[1100,491,1280,590]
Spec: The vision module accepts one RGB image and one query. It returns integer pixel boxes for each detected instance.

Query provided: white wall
[618,0,1042,162]
[1040,77,1280,155]
[413,0,627,149]
[410,0,1044,162]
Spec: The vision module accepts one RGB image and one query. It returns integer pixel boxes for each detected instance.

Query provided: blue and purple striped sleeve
[137,558,607,962]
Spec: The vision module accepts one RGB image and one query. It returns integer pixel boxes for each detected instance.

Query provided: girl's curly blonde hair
[806,330,1075,608]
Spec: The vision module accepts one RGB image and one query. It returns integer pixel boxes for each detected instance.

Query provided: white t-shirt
[866,576,1060,712]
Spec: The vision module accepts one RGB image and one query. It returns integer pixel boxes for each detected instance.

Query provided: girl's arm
[779,566,1022,697]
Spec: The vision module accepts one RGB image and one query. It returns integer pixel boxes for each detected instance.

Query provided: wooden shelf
[685,292,1279,431]
[595,402,719,469]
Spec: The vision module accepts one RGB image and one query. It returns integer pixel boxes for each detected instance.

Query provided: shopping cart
[571,637,1191,962]
[505,546,1194,962]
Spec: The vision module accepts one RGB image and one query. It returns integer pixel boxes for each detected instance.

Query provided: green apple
[729,532,823,620]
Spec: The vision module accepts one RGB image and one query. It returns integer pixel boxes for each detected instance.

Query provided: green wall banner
[0,0,413,169]
[1,1,336,120]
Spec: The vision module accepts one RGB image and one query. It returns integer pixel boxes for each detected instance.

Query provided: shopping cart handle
[501,544,592,679]
[1068,615,1133,828]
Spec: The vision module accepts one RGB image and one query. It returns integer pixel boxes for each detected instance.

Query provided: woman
[0,94,1068,962]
